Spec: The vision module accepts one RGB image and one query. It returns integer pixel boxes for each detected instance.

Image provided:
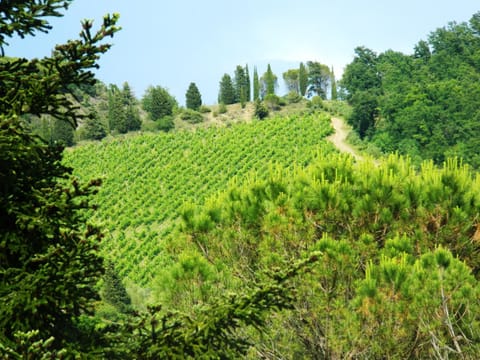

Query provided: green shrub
[199,105,211,113]
[180,109,204,124]
[218,103,227,114]
[254,100,269,119]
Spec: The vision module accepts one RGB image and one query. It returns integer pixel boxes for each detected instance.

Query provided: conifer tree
[84,110,107,140]
[299,62,308,97]
[218,73,236,105]
[0,1,120,355]
[185,82,202,110]
[245,64,251,101]
[142,85,177,121]
[263,64,277,97]
[330,66,338,100]
[253,66,260,101]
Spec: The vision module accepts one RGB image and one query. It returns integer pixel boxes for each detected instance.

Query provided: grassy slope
[65,111,336,285]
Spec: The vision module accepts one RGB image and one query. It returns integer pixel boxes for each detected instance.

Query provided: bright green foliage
[261,64,277,98]
[298,62,308,96]
[180,108,203,124]
[185,82,202,110]
[253,66,260,101]
[218,73,236,105]
[64,113,335,285]
[283,68,299,93]
[0,1,120,355]
[175,154,480,357]
[342,12,480,168]
[142,85,177,122]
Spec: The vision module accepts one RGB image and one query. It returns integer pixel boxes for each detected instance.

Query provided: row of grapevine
[64,112,336,284]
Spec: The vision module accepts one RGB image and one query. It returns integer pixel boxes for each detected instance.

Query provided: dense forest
[1,1,480,358]
[342,12,480,168]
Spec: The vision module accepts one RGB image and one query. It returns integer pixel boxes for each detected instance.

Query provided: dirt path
[327,117,363,161]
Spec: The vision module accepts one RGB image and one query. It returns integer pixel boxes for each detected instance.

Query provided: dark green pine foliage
[218,73,236,105]
[102,262,132,314]
[298,62,308,97]
[330,66,337,100]
[142,85,177,121]
[185,82,202,110]
[253,66,260,101]
[84,110,107,140]
[234,65,249,105]
[245,64,251,101]
[0,1,120,355]
[107,85,127,133]
[52,116,75,146]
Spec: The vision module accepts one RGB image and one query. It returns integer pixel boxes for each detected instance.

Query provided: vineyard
[64,112,336,285]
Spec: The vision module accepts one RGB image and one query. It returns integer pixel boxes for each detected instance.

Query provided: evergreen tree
[218,73,236,105]
[330,66,337,100]
[185,82,202,110]
[299,62,308,97]
[0,1,120,355]
[262,64,277,97]
[102,262,132,314]
[84,111,107,140]
[52,117,75,146]
[142,85,177,121]
[108,85,128,133]
[234,65,249,105]
[253,66,260,101]
[245,64,251,101]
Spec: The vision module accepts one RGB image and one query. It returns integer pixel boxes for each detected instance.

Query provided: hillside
[64,112,336,284]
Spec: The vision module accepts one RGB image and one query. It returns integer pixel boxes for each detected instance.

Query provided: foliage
[252,66,260,101]
[0,0,120,355]
[108,83,141,134]
[260,64,277,98]
[330,66,337,100]
[254,99,269,119]
[307,61,332,99]
[142,85,177,122]
[83,110,107,141]
[233,65,249,105]
[65,113,335,285]
[298,62,308,97]
[283,68,299,94]
[180,108,204,124]
[217,73,236,105]
[342,12,480,168]
[185,82,202,110]
[102,262,133,314]
[176,154,480,357]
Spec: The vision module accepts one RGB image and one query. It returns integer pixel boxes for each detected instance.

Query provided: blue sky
[5,1,480,105]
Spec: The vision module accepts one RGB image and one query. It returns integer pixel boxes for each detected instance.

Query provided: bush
[254,100,269,120]
[157,115,175,132]
[307,96,324,110]
[284,91,303,104]
[264,94,281,111]
[180,109,204,124]
[199,105,211,113]
[218,103,228,114]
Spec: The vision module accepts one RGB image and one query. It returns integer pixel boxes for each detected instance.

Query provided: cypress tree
[186,82,202,110]
[253,66,260,101]
[245,64,251,101]
[331,66,338,100]
[265,64,276,96]
[299,62,308,97]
